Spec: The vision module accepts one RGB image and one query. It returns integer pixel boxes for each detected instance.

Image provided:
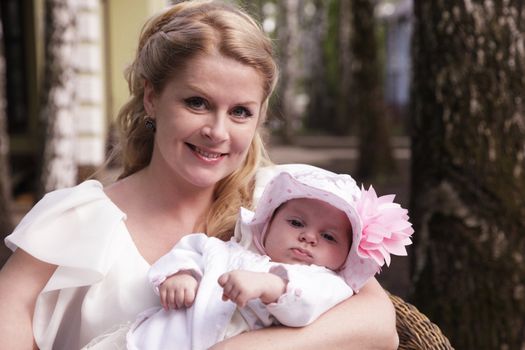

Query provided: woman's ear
[143,80,156,117]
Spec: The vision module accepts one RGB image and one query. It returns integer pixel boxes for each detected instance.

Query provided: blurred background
[0,0,412,204]
[0,0,524,349]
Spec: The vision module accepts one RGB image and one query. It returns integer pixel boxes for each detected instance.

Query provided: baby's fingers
[166,288,177,309]
[217,273,230,287]
[225,287,245,307]
[184,288,196,307]
[159,288,169,310]
[175,288,187,309]
[221,280,235,299]
[231,291,247,308]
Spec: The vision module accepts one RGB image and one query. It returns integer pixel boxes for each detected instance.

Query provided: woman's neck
[104,165,216,263]
[136,165,214,217]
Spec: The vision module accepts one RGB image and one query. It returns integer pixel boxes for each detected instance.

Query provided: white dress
[5,180,158,350]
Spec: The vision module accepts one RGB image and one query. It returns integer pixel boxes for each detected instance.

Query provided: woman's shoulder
[10,179,124,233]
[38,179,115,209]
[16,179,118,216]
[5,180,127,265]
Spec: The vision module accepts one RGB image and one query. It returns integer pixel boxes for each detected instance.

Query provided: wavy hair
[113,0,278,239]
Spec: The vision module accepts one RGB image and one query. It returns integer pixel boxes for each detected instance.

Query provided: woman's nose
[201,114,228,142]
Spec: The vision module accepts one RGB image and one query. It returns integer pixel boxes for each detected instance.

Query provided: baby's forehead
[279,198,350,223]
[279,198,352,234]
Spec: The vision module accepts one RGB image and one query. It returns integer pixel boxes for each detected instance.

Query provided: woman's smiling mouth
[187,143,226,161]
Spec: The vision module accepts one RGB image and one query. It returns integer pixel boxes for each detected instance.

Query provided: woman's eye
[185,97,207,110]
[321,233,337,242]
[288,219,304,228]
[231,106,253,119]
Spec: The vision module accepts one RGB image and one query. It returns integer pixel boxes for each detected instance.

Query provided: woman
[0,1,398,349]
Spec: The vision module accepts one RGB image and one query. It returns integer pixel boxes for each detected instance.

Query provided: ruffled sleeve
[5,180,126,290]
[4,180,130,349]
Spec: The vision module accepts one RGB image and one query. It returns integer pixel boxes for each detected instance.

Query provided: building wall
[106,0,168,122]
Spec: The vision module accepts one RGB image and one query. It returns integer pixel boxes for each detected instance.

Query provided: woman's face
[144,52,264,191]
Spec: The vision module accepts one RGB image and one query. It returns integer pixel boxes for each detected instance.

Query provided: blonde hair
[114,0,278,240]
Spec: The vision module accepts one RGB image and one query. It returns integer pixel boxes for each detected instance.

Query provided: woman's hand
[158,271,199,310]
[0,249,57,349]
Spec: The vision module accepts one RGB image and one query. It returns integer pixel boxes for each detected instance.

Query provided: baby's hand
[217,270,286,308]
[159,271,198,310]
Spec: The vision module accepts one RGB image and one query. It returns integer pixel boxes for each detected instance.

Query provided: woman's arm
[211,278,398,350]
[0,249,57,349]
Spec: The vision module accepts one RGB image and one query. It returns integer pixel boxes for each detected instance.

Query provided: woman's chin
[179,168,231,190]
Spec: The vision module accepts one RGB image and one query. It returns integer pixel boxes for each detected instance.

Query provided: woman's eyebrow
[184,82,260,106]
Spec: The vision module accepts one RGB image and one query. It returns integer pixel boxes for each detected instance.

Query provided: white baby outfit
[126,231,352,350]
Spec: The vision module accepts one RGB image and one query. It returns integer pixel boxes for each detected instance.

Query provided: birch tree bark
[37,0,78,197]
[410,1,525,349]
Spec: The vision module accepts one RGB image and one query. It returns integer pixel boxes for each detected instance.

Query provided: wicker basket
[389,293,454,350]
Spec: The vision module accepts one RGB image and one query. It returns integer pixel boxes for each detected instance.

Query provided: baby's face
[264,198,351,271]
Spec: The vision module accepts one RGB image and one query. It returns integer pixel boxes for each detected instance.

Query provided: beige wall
[106,0,168,121]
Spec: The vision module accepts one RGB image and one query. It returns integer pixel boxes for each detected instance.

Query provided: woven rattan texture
[389,294,454,350]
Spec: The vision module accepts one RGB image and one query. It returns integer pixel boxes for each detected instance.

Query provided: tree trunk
[276,0,301,143]
[37,0,78,198]
[351,0,395,180]
[410,1,525,349]
[0,20,13,238]
[304,0,332,132]
[303,0,355,136]
[334,0,353,136]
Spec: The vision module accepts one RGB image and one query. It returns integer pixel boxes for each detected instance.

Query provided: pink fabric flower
[355,186,414,267]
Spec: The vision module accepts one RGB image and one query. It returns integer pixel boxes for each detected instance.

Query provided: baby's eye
[230,106,253,119]
[288,219,304,228]
[321,232,337,242]
[185,97,208,110]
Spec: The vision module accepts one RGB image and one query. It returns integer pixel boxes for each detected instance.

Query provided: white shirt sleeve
[265,264,354,327]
